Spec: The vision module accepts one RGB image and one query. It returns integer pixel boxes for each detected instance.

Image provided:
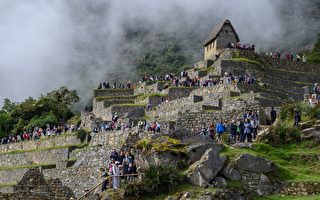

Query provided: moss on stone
[152,136,188,155]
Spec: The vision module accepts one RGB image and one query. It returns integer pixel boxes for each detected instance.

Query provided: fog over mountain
[0,0,319,106]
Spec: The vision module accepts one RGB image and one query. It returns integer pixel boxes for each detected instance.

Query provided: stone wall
[280,182,320,196]
[89,130,128,148]
[265,57,320,74]
[0,134,80,154]
[93,88,134,97]
[0,148,69,168]
[0,168,75,200]
[145,81,171,93]
[166,87,195,100]
[43,167,98,198]
[176,97,259,131]
[80,111,98,130]
[111,105,145,118]
[0,168,28,184]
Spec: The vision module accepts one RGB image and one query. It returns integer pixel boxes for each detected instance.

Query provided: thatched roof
[203,19,239,47]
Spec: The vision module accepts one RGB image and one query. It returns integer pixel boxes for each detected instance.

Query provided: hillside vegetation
[0,87,79,138]
[308,35,320,63]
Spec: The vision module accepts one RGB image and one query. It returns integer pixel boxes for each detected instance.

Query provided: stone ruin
[0,168,74,200]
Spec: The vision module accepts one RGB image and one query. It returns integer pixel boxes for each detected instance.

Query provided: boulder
[301,128,320,143]
[197,196,212,200]
[180,192,191,200]
[221,165,241,181]
[186,148,227,186]
[187,143,224,164]
[259,173,271,184]
[165,196,174,200]
[235,154,276,173]
[299,120,314,129]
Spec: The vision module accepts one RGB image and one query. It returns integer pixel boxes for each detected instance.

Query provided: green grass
[0,143,88,155]
[221,142,320,182]
[229,57,261,65]
[0,182,17,188]
[254,194,320,200]
[0,163,56,171]
[143,183,218,200]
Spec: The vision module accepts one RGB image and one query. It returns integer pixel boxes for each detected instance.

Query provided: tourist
[112,161,121,189]
[208,123,215,140]
[294,110,301,127]
[244,118,252,142]
[229,120,237,143]
[215,120,225,143]
[238,118,245,142]
[100,168,108,192]
[250,118,258,140]
[270,107,277,124]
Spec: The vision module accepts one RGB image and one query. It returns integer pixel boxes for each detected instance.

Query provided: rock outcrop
[186,146,226,187]
[235,154,276,173]
[301,127,320,143]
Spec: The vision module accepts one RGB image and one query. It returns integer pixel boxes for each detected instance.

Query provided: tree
[308,35,320,63]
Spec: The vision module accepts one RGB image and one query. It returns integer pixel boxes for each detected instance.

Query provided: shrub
[136,138,152,153]
[258,121,301,146]
[123,165,185,198]
[76,129,89,143]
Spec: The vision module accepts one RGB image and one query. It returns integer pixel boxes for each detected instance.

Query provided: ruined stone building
[203,19,240,61]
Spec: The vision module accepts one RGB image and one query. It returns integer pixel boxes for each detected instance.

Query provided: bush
[26,113,58,129]
[123,165,185,198]
[258,121,301,146]
[136,138,152,153]
[76,129,89,142]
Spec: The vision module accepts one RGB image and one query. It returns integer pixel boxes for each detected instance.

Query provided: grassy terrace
[0,143,88,155]
[221,142,320,182]
[229,57,261,65]
[0,163,56,171]
[0,182,17,188]
[95,95,139,101]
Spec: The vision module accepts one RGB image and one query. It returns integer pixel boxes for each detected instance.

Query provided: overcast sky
[0,0,318,106]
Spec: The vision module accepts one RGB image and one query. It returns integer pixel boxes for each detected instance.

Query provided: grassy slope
[221,142,320,182]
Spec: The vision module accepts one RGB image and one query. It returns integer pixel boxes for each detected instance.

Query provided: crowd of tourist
[99,148,138,191]
[0,124,78,145]
[97,81,132,90]
[308,83,320,108]
[198,109,260,144]
[227,42,255,51]
[266,51,307,62]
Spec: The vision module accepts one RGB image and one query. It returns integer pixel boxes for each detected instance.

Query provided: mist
[0,0,319,107]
